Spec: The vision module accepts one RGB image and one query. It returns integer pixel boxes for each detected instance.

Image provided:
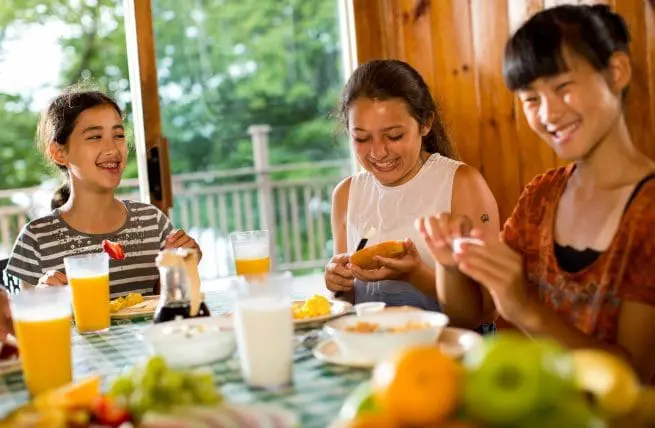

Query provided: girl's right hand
[415,213,473,268]
[37,270,68,287]
[325,253,354,292]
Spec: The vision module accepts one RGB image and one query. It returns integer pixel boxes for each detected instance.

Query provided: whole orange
[372,346,461,426]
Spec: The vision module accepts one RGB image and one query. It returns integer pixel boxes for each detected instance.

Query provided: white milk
[234,296,293,388]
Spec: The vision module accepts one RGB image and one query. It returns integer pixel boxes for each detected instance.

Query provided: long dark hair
[36,89,122,209]
[338,59,457,159]
[503,4,630,91]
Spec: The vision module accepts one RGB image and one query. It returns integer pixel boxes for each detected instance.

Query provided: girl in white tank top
[347,153,462,309]
[326,59,499,323]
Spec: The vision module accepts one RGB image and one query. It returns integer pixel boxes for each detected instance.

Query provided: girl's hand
[415,213,473,268]
[165,230,202,260]
[350,239,422,282]
[453,230,530,323]
[37,270,67,287]
[325,253,354,292]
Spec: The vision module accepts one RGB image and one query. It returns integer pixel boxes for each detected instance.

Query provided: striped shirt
[6,200,173,298]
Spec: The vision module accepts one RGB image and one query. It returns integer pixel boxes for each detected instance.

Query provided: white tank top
[346,153,463,309]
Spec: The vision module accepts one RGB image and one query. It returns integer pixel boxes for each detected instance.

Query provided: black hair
[338,59,457,159]
[503,4,630,91]
[36,88,123,209]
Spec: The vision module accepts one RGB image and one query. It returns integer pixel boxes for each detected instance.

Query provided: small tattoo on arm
[481,213,490,223]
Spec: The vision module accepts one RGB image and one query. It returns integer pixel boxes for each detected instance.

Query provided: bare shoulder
[453,164,493,194]
[332,176,352,205]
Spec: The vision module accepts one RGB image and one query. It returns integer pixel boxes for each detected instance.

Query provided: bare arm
[436,165,499,328]
[326,177,355,304]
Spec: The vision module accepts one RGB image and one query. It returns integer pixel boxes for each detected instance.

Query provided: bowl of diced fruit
[324,311,449,363]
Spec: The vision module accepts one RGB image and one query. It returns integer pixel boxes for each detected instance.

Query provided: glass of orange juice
[230,230,271,276]
[64,253,110,334]
[10,287,72,396]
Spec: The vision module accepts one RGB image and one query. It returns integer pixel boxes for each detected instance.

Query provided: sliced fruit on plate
[292,295,331,319]
[102,239,125,260]
[34,375,102,410]
[570,349,641,417]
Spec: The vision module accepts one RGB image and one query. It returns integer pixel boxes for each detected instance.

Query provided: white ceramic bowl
[323,311,449,362]
[140,316,236,367]
[354,301,386,316]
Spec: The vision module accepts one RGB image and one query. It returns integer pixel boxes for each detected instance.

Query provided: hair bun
[590,4,630,48]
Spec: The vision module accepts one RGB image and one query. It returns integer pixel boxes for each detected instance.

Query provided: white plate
[292,299,353,325]
[313,327,483,368]
[222,299,353,327]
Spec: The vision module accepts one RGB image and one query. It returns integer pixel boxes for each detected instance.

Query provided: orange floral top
[502,164,655,345]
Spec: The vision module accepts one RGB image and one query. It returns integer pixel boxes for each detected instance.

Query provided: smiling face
[50,104,127,193]
[516,49,628,162]
[348,97,428,186]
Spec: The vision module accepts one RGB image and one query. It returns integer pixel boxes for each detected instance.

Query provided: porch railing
[0,125,352,279]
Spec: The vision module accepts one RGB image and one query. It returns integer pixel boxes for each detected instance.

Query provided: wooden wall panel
[614,0,655,160]
[471,0,522,221]
[352,0,655,221]
[429,0,481,168]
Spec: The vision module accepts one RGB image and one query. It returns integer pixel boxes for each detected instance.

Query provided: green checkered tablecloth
[0,291,369,428]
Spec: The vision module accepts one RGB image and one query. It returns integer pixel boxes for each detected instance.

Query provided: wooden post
[123,0,173,213]
[248,125,277,271]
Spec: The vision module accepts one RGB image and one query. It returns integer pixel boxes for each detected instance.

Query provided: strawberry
[102,239,125,260]
[91,396,131,427]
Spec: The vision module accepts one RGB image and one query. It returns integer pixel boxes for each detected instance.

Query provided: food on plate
[3,375,130,428]
[343,321,431,333]
[109,292,145,313]
[101,239,125,260]
[350,240,405,270]
[338,335,650,427]
[372,346,461,426]
[292,295,331,319]
[570,349,640,417]
[462,333,576,426]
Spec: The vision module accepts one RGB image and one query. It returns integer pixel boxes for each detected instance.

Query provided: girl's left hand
[453,230,531,323]
[350,239,423,282]
[164,230,202,259]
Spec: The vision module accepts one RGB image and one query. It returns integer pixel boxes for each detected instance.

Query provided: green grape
[161,370,185,392]
[178,391,194,406]
[110,375,135,398]
[145,356,167,377]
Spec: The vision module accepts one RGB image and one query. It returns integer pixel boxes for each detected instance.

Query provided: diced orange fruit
[35,376,101,410]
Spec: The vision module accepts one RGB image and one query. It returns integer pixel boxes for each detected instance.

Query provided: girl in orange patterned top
[417,4,655,383]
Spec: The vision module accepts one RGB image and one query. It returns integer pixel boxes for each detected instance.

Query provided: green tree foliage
[0,0,347,190]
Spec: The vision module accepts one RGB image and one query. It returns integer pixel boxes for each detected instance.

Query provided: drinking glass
[230,230,271,276]
[10,287,72,395]
[64,252,110,333]
[232,272,294,390]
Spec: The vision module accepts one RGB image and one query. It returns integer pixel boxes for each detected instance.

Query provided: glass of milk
[232,271,294,390]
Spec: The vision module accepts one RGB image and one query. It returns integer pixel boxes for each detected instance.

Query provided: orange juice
[69,274,110,333]
[14,315,72,395]
[235,257,271,275]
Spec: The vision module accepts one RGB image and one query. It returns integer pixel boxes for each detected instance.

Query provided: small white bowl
[452,237,484,254]
[323,311,449,363]
[354,302,386,316]
[140,316,236,367]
